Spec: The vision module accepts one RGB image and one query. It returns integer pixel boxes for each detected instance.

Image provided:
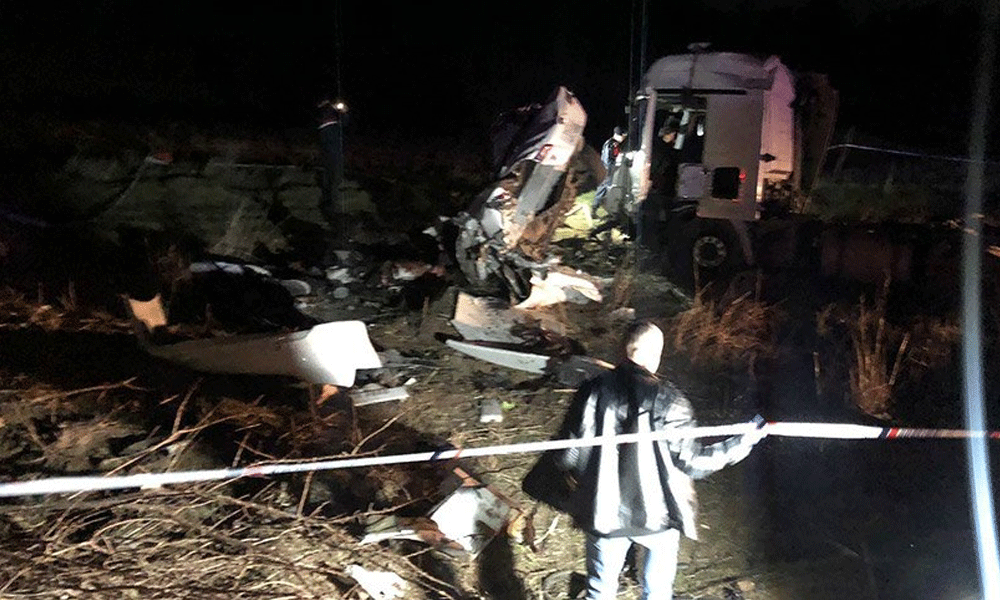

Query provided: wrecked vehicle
[453,86,591,301]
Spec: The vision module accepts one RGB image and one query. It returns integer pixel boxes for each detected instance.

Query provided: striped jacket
[555,360,757,539]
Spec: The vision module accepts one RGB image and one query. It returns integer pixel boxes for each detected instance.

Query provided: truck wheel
[685,219,743,288]
[692,231,730,270]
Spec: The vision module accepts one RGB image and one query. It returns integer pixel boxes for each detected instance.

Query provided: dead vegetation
[664,284,782,372]
[0,364,479,600]
[0,288,557,600]
[0,485,445,600]
[816,280,960,419]
[0,285,130,334]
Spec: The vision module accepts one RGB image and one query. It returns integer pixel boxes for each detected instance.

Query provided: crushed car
[452,86,592,302]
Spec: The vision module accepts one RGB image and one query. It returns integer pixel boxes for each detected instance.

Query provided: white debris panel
[127,296,382,387]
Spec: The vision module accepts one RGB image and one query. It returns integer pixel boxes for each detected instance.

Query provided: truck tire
[673,218,744,289]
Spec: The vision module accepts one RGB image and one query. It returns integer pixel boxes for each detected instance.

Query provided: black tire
[669,218,743,290]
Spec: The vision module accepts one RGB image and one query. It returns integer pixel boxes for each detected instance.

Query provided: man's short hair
[625,320,664,357]
[658,115,682,138]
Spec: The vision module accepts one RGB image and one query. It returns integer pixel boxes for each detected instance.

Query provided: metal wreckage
[110,86,606,396]
[451,86,606,308]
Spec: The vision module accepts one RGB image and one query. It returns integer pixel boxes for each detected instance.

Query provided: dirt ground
[1,160,996,600]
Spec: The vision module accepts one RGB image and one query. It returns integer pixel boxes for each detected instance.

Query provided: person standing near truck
[640,116,682,263]
[532,321,765,600]
[593,126,627,215]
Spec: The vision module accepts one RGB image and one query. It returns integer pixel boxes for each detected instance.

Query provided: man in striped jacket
[555,321,765,600]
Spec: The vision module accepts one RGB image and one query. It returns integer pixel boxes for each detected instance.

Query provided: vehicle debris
[346,564,410,600]
[513,267,607,309]
[452,86,589,302]
[479,398,503,423]
[127,295,382,387]
[360,515,458,550]
[429,466,520,556]
[451,291,565,344]
[325,266,354,283]
[445,339,552,374]
[350,384,410,407]
[380,260,445,286]
[360,467,520,557]
[167,258,317,332]
[278,278,312,297]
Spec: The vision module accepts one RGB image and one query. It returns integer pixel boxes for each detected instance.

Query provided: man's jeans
[584,529,680,600]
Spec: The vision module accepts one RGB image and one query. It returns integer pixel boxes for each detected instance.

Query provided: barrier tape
[1,422,998,498]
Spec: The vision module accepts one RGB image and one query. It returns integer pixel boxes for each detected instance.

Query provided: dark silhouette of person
[317,99,347,227]
[641,115,682,260]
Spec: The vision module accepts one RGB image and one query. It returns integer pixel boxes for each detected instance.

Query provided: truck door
[696,92,764,222]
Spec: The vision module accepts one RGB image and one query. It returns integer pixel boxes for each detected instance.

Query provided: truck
[607,50,846,286]
[606,50,1000,297]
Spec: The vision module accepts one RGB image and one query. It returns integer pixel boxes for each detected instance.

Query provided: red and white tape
[1,422,997,498]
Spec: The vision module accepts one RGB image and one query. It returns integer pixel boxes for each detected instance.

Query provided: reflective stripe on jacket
[556,361,755,539]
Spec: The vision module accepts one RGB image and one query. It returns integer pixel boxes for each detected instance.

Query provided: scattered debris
[608,306,636,324]
[360,515,457,548]
[479,398,503,423]
[453,86,589,301]
[380,260,445,286]
[445,339,551,374]
[347,565,410,600]
[359,467,520,558]
[513,267,607,309]
[551,355,614,387]
[169,259,317,332]
[326,266,355,283]
[350,385,410,407]
[452,292,526,343]
[127,296,382,387]
[279,279,312,297]
[451,291,567,344]
[429,467,520,556]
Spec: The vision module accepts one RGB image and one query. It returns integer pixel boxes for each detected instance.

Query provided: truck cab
[613,51,837,280]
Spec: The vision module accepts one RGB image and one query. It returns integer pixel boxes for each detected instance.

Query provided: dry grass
[847,290,908,420]
[0,485,443,600]
[906,317,961,372]
[817,278,962,419]
[0,286,129,334]
[815,280,955,419]
[0,368,467,600]
[665,286,781,371]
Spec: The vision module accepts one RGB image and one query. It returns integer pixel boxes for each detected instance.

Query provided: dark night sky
[2,0,996,154]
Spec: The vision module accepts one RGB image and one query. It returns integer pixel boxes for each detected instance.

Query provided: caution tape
[1,422,998,498]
